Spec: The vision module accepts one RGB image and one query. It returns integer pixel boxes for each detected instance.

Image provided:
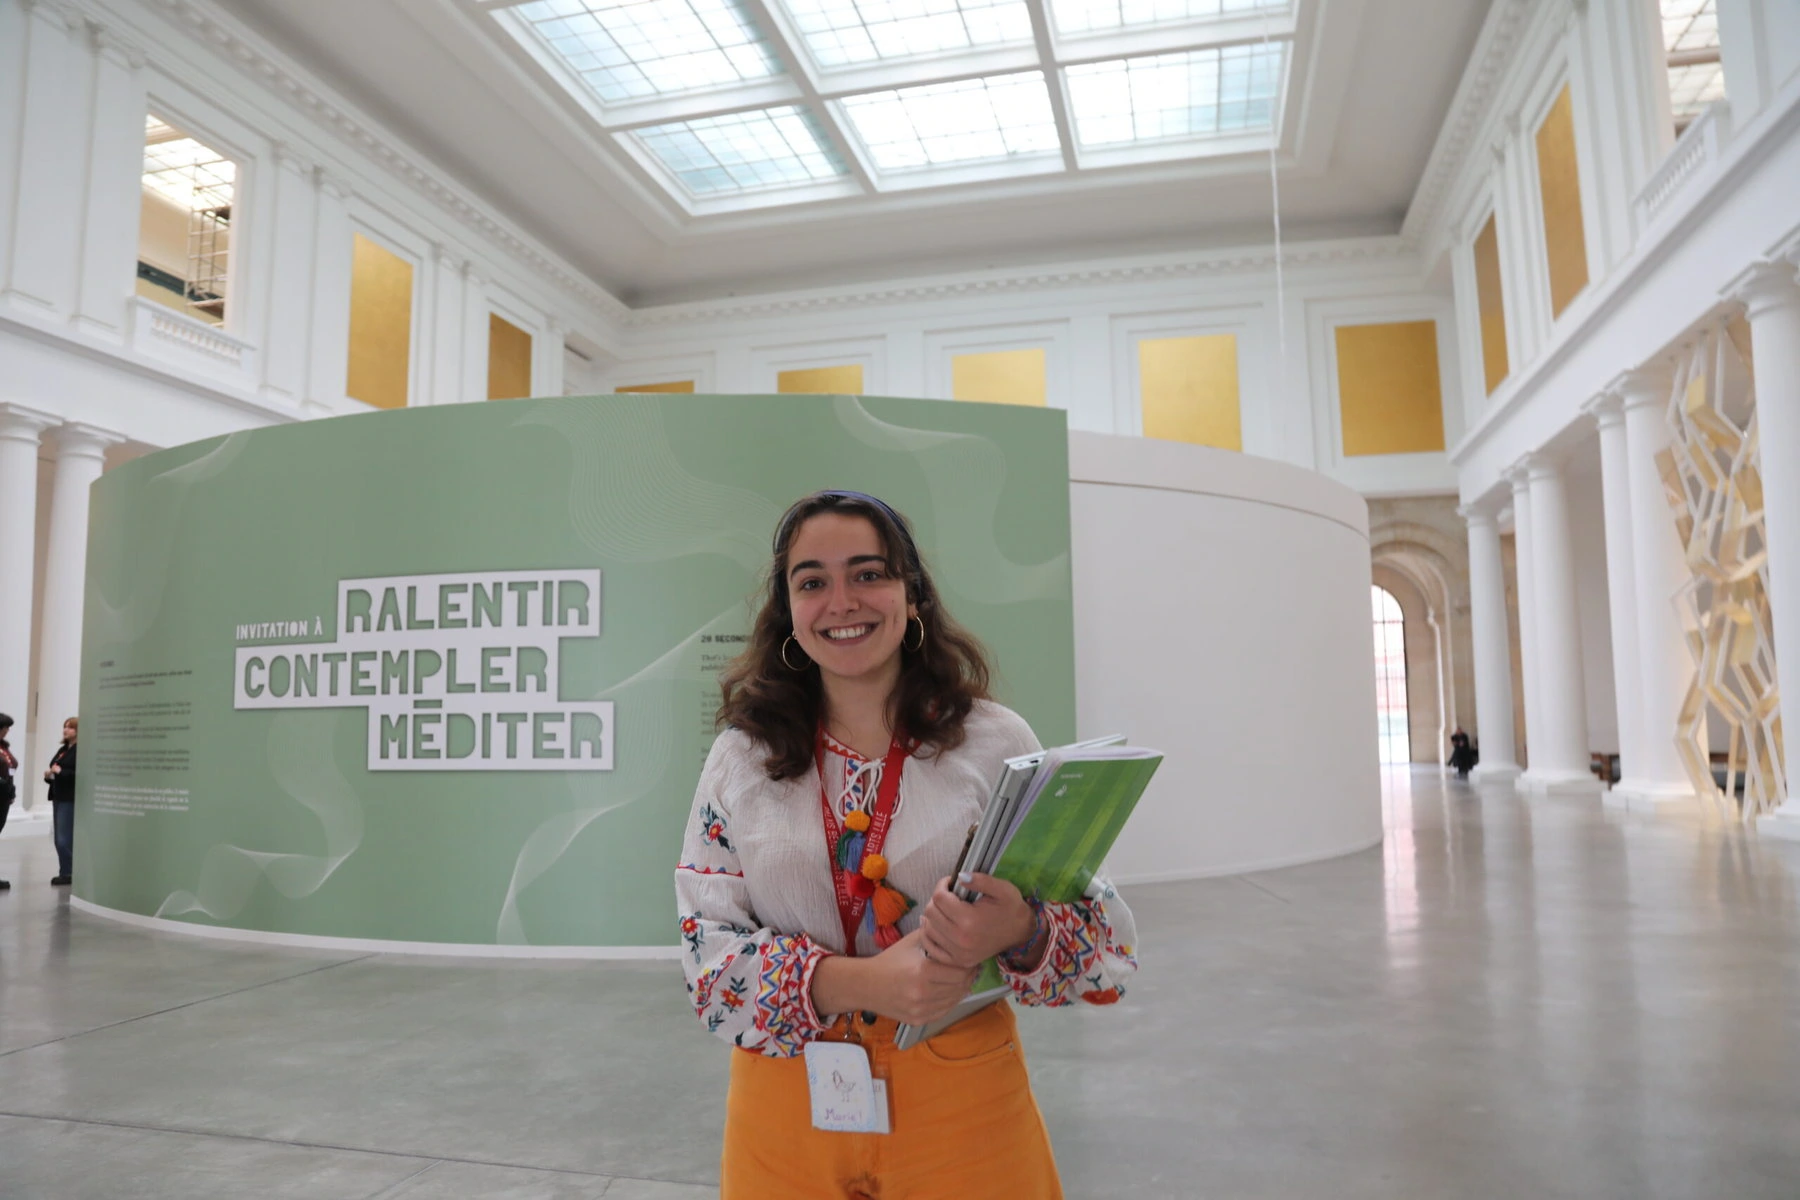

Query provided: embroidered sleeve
[674,742,832,1058]
[998,875,1137,1007]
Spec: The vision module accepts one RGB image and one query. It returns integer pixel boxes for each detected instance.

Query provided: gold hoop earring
[905,615,926,652]
[781,634,810,671]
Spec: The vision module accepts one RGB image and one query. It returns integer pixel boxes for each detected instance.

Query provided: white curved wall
[1070,433,1383,882]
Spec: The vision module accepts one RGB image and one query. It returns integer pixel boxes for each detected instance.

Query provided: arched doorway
[1372,584,1410,763]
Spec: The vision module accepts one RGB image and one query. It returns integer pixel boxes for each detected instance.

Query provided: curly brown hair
[717,490,992,780]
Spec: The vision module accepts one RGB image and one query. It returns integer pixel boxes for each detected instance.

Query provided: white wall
[603,244,1466,498]
[1069,433,1383,881]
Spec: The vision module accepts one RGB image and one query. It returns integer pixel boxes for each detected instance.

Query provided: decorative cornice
[123,0,629,325]
[1608,362,1675,407]
[1579,389,1623,426]
[1723,259,1800,316]
[1401,0,1537,253]
[1456,502,1498,526]
[53,421,128,458]
[0,402,62,440]
[20,0,82,32]
[92,25,147,69]
[623,236,1415,329]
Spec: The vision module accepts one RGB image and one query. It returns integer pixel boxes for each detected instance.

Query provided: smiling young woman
[675,490,1139,1199]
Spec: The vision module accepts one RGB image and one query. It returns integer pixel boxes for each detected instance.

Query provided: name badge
[803,1041,889,1134]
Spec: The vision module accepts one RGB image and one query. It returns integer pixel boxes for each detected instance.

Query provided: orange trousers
[721,1001,1064,1200]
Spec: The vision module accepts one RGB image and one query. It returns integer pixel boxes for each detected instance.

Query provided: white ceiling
[215,0,1492,306]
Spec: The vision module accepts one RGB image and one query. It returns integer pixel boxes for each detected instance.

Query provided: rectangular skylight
[1661,0,1718,54]
[509,0,782,104]
[838,72,1059,172]
[1051,0,1282,37]
[1065,43,1283,147]
[780,0,1035,69]
[630,107,849,195]
[142,116,236,210]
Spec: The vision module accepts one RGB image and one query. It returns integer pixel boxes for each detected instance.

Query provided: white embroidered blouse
[674,700,1139,1057]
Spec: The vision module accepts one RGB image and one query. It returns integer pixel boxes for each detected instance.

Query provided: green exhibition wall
[76,393,1074,948]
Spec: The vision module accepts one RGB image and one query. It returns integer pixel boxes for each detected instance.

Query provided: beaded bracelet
[998,897,1046,972]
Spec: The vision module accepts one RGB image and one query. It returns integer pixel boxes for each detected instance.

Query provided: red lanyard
[817,731,910,957]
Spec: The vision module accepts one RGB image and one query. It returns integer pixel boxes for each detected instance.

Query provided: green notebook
[893,741,1163,1049]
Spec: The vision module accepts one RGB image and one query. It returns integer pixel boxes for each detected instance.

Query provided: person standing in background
[1449,727,1477,780]
[0,713,15,891]
[45,716,76,886]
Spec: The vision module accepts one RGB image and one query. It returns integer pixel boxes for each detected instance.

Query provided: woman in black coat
[45,716,76,885]
[0,712,15,890]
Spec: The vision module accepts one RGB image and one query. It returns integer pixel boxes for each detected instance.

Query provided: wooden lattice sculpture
[1661,320,1786,818]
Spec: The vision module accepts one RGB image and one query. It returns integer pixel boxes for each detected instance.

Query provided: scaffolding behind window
[138,115,235,326]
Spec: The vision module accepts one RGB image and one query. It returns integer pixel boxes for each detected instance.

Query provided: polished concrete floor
[4,769,1800,1198]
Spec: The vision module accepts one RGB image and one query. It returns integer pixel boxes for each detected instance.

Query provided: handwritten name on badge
[803,1042,889,1134]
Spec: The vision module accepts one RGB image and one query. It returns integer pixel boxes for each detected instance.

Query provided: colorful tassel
[873,921,903,949]
[835,830,864,870]
[871,882,911,927]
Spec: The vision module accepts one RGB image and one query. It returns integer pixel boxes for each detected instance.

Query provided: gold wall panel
[1535,84,1590,319]
[346,232,413,411]
[1335,321,1446,457]
[616,380,696,393]
[1138,334,1240,450]
[1664,322,1785,818]
[778,365,863,394]
[952,349,1046,407]
[487,314,533,401]
[1474,214,1509,395]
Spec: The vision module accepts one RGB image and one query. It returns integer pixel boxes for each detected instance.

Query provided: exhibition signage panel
[78,394,1074,948]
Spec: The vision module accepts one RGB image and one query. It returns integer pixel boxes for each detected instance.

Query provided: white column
[0,405,57,805]
[536,318,566,399]
[1584,390,1644,808]
[1461,504,1520,782]
[426,244,466,405]
[305,171,353,416]
[1521,452,1603,796]
[1732,261,1800,838]
[33,423,125,780]
[3,0,85,317]
[71,27,146,339]
[259,145,320,407]
[461,263,490,405]
[1616,363,1701,811]
[1505,465,1544,784]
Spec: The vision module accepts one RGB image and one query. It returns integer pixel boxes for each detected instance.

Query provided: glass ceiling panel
[509,0,781,104]
[1667,62,1724,122]
[630,107,848,195]
[780,0,1034,70]
[839,72,1059,172]
[1051,0,1281,37]
[1066,42,1283,147]
[143,116,236,210]
[1661,0,1718,55]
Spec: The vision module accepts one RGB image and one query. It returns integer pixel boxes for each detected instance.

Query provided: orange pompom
[871,882,912,927]
[844,810,871,833]
[859,853,888,881]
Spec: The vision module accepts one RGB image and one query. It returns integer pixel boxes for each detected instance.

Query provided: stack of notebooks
[894,736,1164,1050]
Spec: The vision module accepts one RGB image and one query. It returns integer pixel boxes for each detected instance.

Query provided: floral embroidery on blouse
[696,802,733,852]
[999,881,1138,1008]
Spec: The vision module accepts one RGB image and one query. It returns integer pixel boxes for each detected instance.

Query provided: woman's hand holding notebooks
[893,738,1162,1049]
